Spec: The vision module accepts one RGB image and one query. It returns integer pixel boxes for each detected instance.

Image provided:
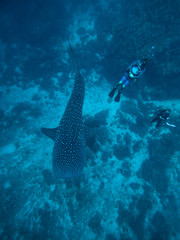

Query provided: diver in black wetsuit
[151,109,176,128]
[109,58,148,102]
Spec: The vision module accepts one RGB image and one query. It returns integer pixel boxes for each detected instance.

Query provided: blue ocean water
[0,0,180,240]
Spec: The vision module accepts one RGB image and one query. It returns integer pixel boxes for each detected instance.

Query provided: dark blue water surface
[0,0,179,239]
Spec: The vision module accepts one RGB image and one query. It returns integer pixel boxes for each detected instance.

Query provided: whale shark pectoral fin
[41,127,58,141]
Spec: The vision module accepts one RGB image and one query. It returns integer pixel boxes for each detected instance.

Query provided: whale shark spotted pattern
[41,43,92,179]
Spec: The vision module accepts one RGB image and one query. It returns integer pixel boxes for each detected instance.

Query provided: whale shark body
[41,43,91,179]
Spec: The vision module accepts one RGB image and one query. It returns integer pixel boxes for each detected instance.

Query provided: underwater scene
[0,0,180,239]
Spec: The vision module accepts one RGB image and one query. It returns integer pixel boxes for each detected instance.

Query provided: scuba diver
[151,109,176,128]
[109,58,148,102]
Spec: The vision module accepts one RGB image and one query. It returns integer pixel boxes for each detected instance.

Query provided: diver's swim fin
[108,87,117,98]
[114,92,121,102]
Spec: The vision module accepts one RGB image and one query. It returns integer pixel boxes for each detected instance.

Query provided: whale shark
[41,43,93,179]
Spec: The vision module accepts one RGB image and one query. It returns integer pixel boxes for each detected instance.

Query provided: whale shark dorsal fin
[41,127,58,141]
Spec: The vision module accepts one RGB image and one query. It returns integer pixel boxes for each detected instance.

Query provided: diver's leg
[114,90,122,102]
[108,86,117,98]
[109,79,124,98]
[114,84,124,102]
[156,120,162,128]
